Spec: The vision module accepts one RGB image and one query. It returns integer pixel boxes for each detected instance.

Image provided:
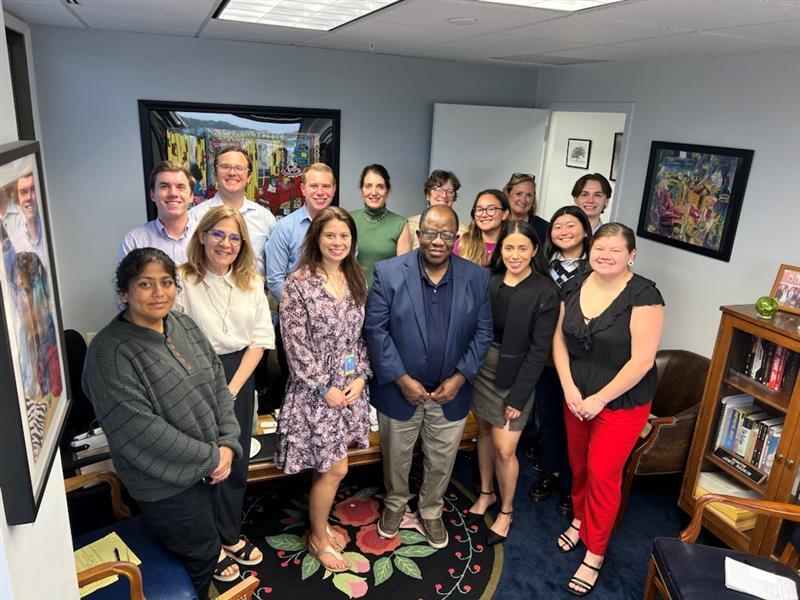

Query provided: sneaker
[377,508,404,538]
[421,517,449,549]
[529,473,559,502]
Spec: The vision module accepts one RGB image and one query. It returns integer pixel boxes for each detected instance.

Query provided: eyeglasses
[217,163,249,173]
[511,172,535,181]
[474,206,503,216]
[208,229,242,245]
[432,186,456,198]
[419,229,457,243]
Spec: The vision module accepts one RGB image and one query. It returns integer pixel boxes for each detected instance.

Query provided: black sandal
[567,560,602,597]
[213,555,240,582]
[558,521,581,553]
[466,490,496,526]
[223,535,263,566]
[486,509,513,546]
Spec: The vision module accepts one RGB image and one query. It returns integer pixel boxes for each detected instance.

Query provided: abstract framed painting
[138,99,341,221]
[636,141,753,262]
[0,140,71,524]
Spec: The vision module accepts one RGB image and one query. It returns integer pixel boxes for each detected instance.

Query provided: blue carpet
[452,446,706,599]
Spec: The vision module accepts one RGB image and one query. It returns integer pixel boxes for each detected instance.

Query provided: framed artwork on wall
[771,264,800,315]
[0,140,71,525]
[138,100,341,221]
[610,132,623,181]
[566,138,591,169]
[636,141,753,262]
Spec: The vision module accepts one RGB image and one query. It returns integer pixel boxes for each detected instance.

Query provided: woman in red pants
[552,223,664,597]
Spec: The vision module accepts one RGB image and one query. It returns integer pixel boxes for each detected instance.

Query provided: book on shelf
[737,335,798,393]
[763,425,784,473]
[782,351,800,394]
[754,417,783,470]
[735,411,769,458]
[694,472,758,532]
[713,394,754,450]
[727,405,760,452]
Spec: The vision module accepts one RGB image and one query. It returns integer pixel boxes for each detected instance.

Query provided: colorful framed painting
[610,132,623,181]
[636,141,754,262]
[771,264,800,315]
[0,140,71,525]
[566,138,591,169]
[138,100,341,221]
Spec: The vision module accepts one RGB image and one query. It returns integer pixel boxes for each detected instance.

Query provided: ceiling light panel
[477,0,624,11]
[217,0,397,31]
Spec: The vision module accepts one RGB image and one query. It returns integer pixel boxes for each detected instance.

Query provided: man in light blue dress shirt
[191,146,276,276]
[118,161,197,264]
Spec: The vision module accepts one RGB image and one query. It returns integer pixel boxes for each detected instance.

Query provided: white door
[429,103,550,228]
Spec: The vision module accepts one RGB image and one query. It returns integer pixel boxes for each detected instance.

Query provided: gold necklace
[323,269,346,300]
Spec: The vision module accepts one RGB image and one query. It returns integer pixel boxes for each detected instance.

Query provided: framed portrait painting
[636,141,754,262]
[771,264,800,315]
[0,140,71,524]
[138,99,341,221]
[566,138,591,169]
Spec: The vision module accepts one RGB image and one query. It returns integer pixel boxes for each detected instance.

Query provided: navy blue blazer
[364,251,493,422]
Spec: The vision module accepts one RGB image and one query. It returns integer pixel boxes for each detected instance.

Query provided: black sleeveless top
[561,272,664,410]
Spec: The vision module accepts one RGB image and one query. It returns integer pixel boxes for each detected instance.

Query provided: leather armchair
[616,349,710,530]
[643,493,800,599]
[68,471,259,599]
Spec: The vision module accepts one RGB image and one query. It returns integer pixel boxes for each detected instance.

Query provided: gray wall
[537,50,800,356]
[30,26,539,333]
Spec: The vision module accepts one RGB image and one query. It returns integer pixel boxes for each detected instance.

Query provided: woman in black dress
[466,221,559,545]
[552,223,664,596]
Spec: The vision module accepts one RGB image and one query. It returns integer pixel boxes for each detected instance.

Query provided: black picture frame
[138,100,341,221]
[566,138,591,169]
[610,132,623,181]
[0,140,72,524]
[636,141,753,262]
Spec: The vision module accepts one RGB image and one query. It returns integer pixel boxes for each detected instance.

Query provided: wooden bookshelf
[679,305,800,556]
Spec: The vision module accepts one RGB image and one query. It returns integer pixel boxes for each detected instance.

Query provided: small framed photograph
[771,264,800,315]
[566,138,591,169]
[610,132,623,181]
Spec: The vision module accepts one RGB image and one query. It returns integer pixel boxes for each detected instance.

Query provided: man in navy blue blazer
[364,205,492,549]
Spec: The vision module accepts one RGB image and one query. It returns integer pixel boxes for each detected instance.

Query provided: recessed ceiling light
[216,0,398,31]
[477,0,624,11]
[447,17,479,25]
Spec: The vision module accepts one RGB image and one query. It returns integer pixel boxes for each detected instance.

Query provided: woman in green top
[350,164,406,286]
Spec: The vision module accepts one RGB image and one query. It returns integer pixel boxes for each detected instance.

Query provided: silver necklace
[202,279,233,334]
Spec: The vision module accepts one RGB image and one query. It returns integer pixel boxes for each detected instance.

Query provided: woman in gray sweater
[82,248,242,598]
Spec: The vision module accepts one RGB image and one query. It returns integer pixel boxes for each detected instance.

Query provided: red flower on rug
[354,523,401,555]
[333,497,380,526]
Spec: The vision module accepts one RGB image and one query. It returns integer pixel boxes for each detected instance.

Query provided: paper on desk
[74,531,141,598]
[725,556,799,600]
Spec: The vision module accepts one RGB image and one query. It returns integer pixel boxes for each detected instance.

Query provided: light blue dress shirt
[266,205,311,302]
[117,214,198,265]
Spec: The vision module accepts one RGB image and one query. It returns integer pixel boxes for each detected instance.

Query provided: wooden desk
[247,413,478,483]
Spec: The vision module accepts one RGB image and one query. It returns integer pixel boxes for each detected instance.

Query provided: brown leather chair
[615,349,710,530]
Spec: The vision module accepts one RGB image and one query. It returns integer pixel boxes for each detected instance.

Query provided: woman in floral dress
[276,206,371,573]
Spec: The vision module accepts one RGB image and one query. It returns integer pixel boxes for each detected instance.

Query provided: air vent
[64,0,81,5]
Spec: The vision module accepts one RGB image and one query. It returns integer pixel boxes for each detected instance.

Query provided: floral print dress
[276,268,371,474]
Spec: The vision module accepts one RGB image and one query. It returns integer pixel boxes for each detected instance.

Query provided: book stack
[740,337,799,393]
[713,394,784,475]
[257,409,280,435]
[694,471,759,531]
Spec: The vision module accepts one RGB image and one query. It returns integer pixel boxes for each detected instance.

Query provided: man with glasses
[191,146,276,275]
[365,205,492,549]
[119,161,198,264]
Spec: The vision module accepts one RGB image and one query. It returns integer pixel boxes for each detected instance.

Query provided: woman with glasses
[276,207,371,573]
[175,205,275,575]
[350,164,406,287]
[466,221,559,546]
[454,190,510,267]
[396,169,468,254]
[504,173,549,244]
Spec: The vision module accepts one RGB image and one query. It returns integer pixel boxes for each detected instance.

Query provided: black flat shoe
[465,490,495,526]
[529,473,559,502]
[567,560,602,597]
[558,491,573,516]
[558,521,581,553]
[486,510,512,546]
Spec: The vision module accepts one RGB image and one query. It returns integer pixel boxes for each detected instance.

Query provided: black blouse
[562,272,664,410]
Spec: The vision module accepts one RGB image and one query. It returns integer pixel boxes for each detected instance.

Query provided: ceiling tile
[597,0,800,32]
[303,18,478,51]
[505,12,680,44]
[436,32,580,53]
[201,18,327,44]
[612,30,782,56]
[540,43,685,61]
[712,18,800,46]
[67,0,212,35]
[3,0,85,28]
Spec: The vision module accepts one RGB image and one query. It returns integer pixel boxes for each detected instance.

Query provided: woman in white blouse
[176,205,275,575]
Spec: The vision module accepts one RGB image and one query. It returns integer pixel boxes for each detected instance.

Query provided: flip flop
[213,555,240,582]
[223,535,263,566]
[308,539,350,573]
[327,525,346,552]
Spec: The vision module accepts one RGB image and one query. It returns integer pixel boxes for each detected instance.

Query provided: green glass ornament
[755,296,779,319]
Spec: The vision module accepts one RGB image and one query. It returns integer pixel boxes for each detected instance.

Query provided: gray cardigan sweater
[82,311,242,502]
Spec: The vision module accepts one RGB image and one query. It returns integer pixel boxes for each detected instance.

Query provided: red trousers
[564,401,650,555]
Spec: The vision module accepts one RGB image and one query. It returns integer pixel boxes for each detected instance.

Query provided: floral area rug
[223,465,501,599]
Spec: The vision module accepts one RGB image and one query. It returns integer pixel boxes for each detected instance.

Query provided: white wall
[537,50,800,356]
[0,9,79,600]
[29,26,539,334]
[538,110,626,221]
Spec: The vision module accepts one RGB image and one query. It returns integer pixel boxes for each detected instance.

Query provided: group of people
[81,145,664,598]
